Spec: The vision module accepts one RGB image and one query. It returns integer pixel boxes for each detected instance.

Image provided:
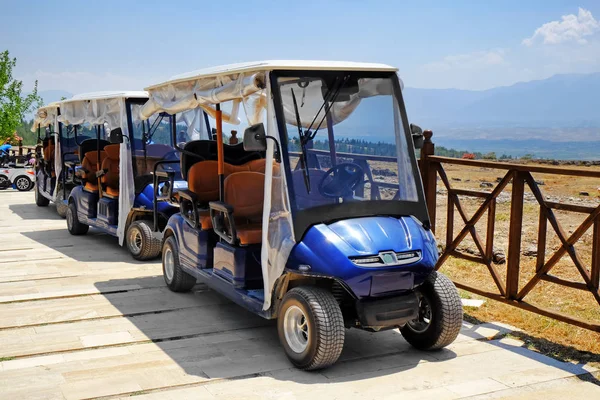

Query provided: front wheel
[66,202,89,235]
[277,287,345,370]
[400,271,463,350]
[15,176,33,192]
[126,220,161,260]
[162,235,196,292]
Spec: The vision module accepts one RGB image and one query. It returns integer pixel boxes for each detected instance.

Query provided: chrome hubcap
[283,305,309,353]
[407,293,432,333]
[128,228,143,255]
[16,178,29,190]
[164,248,174,282]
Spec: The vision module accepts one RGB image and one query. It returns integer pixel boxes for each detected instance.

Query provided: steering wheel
[318,163,364,198]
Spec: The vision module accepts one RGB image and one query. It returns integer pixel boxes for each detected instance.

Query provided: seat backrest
[188,160,220,203]
[180,140,264,180]
[101,144,120,189]
[79,138,109,163]
[224,171,265,221]
[43,137,55,162]
[82,151,107,183]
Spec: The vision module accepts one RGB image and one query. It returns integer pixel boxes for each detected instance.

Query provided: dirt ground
[432,161,600,366]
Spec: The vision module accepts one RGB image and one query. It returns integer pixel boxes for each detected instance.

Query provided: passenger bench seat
[224,171,264,245]
[101,144,120,197]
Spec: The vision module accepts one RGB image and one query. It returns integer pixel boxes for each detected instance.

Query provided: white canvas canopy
[142,60,400,310]
[32,102,62,200]
[57,91,149,244]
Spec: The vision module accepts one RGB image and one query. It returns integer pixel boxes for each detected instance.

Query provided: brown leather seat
[224,171,264,245]
[81,151,106,192]
[101,144,120,197]
[187,159,270,233]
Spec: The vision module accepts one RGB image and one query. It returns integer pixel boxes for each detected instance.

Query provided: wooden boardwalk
[0,190,598,400]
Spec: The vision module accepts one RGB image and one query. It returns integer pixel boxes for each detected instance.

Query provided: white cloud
[423,49,507,72]
[522,8,599,46]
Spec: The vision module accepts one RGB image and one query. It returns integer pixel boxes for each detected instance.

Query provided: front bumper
[355,291,418,329]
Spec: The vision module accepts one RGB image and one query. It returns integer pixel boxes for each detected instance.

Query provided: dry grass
[436,162,600,365]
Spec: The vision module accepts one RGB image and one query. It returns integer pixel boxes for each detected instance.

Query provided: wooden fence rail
[420,130,600,332]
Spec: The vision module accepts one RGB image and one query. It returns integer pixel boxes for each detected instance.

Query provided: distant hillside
[403,73,600,128]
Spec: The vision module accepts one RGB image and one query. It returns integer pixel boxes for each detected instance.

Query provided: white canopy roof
[145,60,398,90]
[141,60,400,121]
[31,102,61,132]
[62,91,148,103]
[58,91,148,128]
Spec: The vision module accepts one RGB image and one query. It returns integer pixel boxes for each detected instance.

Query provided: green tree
[0,50,42,142]
[482,152,497,160]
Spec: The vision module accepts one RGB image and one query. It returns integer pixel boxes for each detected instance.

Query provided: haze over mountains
[37,73,600,159]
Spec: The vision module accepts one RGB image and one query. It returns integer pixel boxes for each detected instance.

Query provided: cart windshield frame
[270,70,430,239]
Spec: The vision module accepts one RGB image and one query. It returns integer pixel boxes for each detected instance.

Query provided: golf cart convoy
[30,60,463,370]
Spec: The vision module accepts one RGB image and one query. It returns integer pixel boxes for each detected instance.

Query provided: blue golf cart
[142,61,463,369]
[62,91,199,260]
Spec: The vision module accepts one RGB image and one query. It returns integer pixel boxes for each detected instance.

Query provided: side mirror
[108,128,124,144]
[243,123,267,152]
[410,123,424,149]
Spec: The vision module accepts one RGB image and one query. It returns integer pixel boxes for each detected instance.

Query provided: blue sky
[2,0,599,93]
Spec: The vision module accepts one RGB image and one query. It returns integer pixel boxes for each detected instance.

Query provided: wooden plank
[486,199,496,263]
[446,195,454,250]
[451,188,490,199]
[505,171,525,299]
[454,281,600,332]
[428,156,600,178]
[540,274,589,291]
[536,207,547,273]
[593,218,600,292]
[546,201,597,214]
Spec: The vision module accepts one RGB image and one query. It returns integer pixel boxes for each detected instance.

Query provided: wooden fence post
[420,130,437,233]
[506,171,525,299]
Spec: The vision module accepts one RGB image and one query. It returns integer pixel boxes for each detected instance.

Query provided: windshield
[276,73,419,213]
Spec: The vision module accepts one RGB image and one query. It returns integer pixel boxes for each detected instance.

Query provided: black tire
[0,175,9,190]
[400,271,463,350]
[66,202,89,235]
[126,220,162,260]
[277,286,345,370]
[35,182,50,206]
[14,176,32,192]
[162,235,196,292]
[55,187,68,218]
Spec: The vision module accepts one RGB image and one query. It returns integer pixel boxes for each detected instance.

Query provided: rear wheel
[162,235,196,292]
[66,202,89,235]
[126,220,162,260]
[277,287,345,370]
[15,176,32,192]
[400,271,463,350]
[55,187,68,218]
[35,182,50,206]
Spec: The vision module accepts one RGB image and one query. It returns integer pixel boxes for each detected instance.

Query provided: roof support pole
[216,104,224,201]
